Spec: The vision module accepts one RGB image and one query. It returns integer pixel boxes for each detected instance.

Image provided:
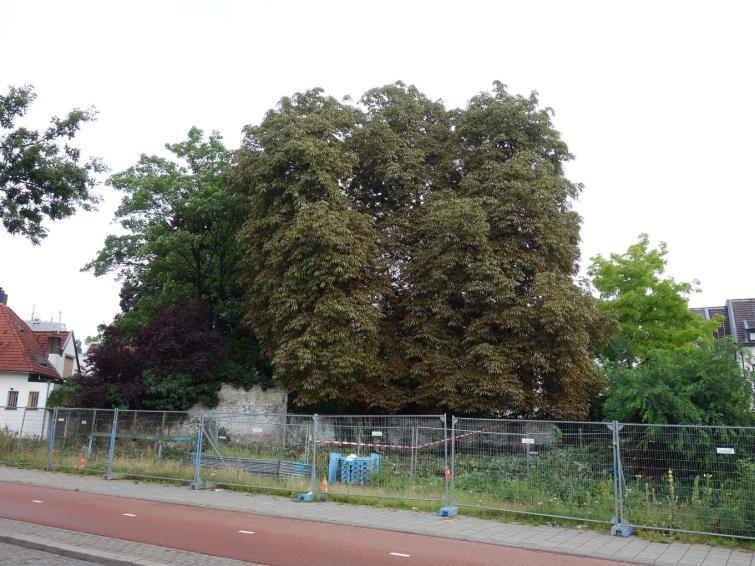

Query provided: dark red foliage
[80,325,144,408]
[79,299,227,409]
[139,299,227,380]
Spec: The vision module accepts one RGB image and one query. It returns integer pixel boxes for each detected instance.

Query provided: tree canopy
[602,340,754,426]
[590,235,753,425]
[75,83,612,417]
[232,82,607,417]
[589,234,719,365]
[71,300,228,410]
[79,128,272,410]
[0,85,103,243]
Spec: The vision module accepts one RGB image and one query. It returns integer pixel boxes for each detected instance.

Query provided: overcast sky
[2,0,754,342]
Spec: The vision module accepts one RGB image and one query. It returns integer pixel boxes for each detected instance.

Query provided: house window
[27,391,39,409]
[63,355,74,378]
[748,329,755,343]
[5,390,18,409]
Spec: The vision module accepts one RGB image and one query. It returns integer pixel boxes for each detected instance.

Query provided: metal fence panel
[620,424,755,539]
[197,412,313,493]
[314,415,448,503]
[453,418,615,524]
[108,410,197,482]
[3,404,754,541]
[0,406,53,467]
[49,408,116,473]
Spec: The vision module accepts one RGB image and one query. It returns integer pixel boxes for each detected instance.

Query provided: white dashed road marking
[389,552,411,557]
[237,530,255,534]
[31,500,43,503]
[122,513,136,517]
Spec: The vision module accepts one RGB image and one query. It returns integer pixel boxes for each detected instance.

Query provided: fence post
[104,409,119,480]
[450,415,457,506]
[40,406,48,438]
[438,414,457,517]
[410,426,417,477]
[190,411,205,490]
[15,407,27,452]
[610,421,620,526]
[44,407,59,471]
[298,414,319,501]
[610,421,633,537]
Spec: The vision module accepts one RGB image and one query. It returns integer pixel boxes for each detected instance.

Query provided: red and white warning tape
[316,428,487,451]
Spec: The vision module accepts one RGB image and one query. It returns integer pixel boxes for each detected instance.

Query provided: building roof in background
[691,305,731,340]
[726,298,755,344]
[0,304,61,379]
[692,298,755,345]
[26,319,68,332]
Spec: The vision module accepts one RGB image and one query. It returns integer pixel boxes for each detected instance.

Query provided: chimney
[0,287,7,305]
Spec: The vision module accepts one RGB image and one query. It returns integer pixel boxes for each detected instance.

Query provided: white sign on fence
[371,431,383,437]
[716,447,735,455]
[521,438,535,444]
[252,427,263,433]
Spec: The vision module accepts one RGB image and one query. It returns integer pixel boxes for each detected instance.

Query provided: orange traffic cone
[78,456,86,470]
[444,465,453,480]
[320,475,329,493]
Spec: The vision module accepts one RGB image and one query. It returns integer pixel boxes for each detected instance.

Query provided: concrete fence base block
[102,473,117,481]
[296,491,321,502]
[610,524,635,537]
[189,481,204,491]
[437,506,458,517]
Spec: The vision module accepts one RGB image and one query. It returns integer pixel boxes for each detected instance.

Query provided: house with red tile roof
[0,288,79,434]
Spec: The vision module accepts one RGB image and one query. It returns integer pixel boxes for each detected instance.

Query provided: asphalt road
[0,482,638,566]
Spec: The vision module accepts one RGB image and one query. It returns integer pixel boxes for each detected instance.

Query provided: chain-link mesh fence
[314,415,449,503]
[452,418,616,524]
[197,412,313,493]
[619,424,755,539]
[0,406,52,468]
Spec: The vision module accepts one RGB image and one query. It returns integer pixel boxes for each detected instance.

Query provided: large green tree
[590,236,753,424]
[84,128,271,407]
[402,85,605,417]
[0,85,103,243]
[589,234,719,365]
[602,340,754,426]
[233,90,391,410]
[234,83,607,417]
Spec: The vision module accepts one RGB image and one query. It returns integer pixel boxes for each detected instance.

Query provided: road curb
[0,531,165,566]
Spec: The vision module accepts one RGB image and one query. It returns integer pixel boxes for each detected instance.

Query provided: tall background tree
[0,85,103,242]
[589,234,717,366]
[401,84,606,418]
[76,128,271,410]
[233,82,607,417]
[233,90,391,410]
[74,83,612,418]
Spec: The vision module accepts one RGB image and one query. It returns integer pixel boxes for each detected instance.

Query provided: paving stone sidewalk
[0,517,257,565]
[0,539,94,566]
[0,466,752,566]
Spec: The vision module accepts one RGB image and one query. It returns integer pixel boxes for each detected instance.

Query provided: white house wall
[0,372,55,436]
